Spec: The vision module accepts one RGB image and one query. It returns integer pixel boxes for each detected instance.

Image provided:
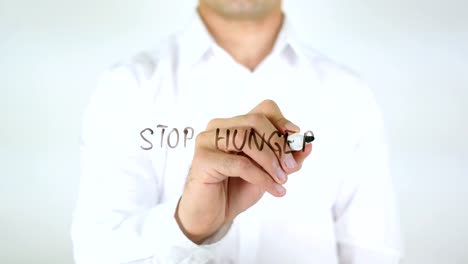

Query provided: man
[71,0,401,263]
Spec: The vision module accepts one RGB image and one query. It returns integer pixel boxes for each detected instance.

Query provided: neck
[198,3,283,71]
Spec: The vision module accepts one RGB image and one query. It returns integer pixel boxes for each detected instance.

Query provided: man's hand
[175,100,312,243]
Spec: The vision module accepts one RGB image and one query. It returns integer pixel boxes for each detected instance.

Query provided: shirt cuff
[143,198,234,263]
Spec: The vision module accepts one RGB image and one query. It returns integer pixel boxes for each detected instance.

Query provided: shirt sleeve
[332,83,402,264]
[71,63,233,264]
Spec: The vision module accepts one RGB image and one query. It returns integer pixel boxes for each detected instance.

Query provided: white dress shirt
[71,12,401,264]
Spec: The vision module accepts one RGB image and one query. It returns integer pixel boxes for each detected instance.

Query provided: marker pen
[287,132,315,151]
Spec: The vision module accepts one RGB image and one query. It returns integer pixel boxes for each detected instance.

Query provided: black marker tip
[304,135,315,143]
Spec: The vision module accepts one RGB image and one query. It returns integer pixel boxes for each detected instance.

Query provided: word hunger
[215,128,313,157]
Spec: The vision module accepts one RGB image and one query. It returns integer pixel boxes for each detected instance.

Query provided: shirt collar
[177,10,302,68]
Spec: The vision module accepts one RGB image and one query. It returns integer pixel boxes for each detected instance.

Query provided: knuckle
[247,113,266,127]
[261,99,278,108]
[207,118,221,129]
[235,156,251,170]
[195,131,208,146]
[236,128,248,140]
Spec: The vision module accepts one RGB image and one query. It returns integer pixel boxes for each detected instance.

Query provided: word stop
[140,125,194,150]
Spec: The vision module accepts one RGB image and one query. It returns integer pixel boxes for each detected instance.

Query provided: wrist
[175,196,219,244]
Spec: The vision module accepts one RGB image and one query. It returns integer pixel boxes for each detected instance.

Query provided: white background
[1,0,467,263]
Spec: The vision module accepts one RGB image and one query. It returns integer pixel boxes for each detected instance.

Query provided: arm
[333,85,402,264]
[70,65,231,264]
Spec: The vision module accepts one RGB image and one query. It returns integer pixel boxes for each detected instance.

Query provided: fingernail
[285,121,300,132]
[274,184,286,196]
[276,166,287,183]
[284,155,297,169]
